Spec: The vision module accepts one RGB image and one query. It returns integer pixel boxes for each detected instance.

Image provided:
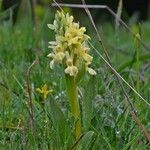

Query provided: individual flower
[87,67,97,75]
[65,58,78,76]
[47,11,96,77]
[36,84,53,99]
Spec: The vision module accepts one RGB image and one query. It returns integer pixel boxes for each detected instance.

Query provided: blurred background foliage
[1,0,150,24]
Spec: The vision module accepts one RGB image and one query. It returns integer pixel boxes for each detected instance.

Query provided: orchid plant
[47,11,96,139]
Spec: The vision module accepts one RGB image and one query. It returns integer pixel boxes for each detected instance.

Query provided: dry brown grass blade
[131,111,150,142]
[53,0,63,11]
[115,0,123,29]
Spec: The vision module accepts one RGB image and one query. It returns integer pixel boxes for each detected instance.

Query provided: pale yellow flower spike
[36,84,53,99]
[47,11,96,76]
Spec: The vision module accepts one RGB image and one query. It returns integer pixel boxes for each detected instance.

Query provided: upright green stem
[65,75,82,139]
[135,31,141,103]
[135,46,140,101]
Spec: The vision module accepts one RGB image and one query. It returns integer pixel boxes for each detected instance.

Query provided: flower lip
[65,65,78,76]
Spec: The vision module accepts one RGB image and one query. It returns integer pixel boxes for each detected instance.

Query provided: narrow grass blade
[122,133,140,150]
[77,131,95,149]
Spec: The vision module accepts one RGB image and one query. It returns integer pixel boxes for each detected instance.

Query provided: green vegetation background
[0,1,150,149]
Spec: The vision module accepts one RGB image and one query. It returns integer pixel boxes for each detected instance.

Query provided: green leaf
[82,76,96,131]
[47,97,71,148]
[77,131,95,149]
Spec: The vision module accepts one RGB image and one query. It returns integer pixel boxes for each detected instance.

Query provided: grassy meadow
[0,2,150,149]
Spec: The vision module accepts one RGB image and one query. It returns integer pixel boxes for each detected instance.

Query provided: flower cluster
[36,84,53,99]
[47,11,96,77]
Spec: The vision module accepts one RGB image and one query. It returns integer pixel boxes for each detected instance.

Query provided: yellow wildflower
[36,84,53,99]
[47,11,96,76]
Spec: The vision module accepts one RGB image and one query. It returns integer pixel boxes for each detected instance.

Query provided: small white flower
[47,24,55,30]
[87,67,97,76]
[50,60,54,69]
